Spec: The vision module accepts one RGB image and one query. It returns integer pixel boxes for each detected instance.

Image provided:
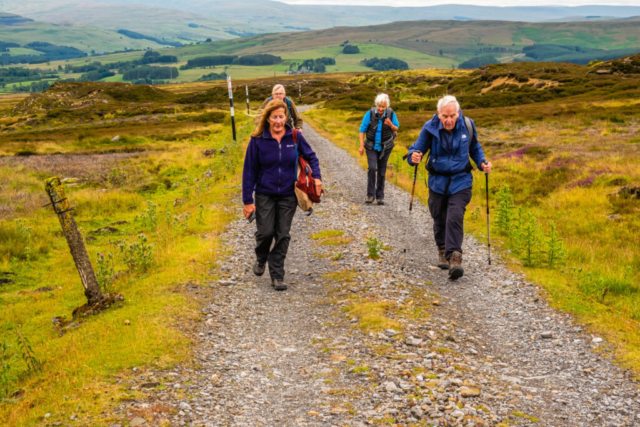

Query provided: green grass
[5,48,43,56]
[0,95,254,425]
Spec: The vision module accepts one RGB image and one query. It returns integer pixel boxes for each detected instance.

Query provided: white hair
[374,93,390,107]
[437,95,460,113]
[272,84,286,94]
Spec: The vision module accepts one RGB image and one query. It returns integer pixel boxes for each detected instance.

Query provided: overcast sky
[281,1,640,6]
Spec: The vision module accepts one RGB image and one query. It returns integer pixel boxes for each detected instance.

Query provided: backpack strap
[463,116,477,146]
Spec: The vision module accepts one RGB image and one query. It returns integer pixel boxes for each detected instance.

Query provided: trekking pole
[486,173,491,265]
[402,153,419,212]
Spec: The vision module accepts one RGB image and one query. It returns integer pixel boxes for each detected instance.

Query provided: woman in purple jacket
[242,99,322,291]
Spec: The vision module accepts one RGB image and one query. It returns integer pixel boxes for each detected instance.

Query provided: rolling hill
[0,13,166,54]
[4,0,640,41]
[2,18,640,88]
[0,1,263,43]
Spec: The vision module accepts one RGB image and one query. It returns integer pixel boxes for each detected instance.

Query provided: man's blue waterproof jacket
[243,124,321,205]
[407,112,486,195]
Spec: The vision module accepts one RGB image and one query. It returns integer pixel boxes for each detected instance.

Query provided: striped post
[227,75,236,141]
[246,85,250,114]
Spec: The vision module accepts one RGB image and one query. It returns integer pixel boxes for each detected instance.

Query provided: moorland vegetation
[302,54,640,373]
[1,50,640,424]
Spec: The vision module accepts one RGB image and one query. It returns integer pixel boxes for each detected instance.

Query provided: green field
[5,48,43,56]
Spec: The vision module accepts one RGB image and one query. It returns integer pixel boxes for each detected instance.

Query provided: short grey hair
[272,84,286,94]
[374,93,390,107]
[437,95,460,113]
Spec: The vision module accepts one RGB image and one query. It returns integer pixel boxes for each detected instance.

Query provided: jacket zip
[278,141,284,193]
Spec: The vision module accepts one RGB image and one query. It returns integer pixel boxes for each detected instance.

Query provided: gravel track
[113,113,639,427]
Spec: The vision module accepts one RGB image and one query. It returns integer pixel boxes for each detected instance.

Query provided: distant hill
[0,14,166,54]
[2,17,640,87]
[0,12,33,26]
[196,19,640,61]
[0,1,271,43]
[4,0,640,40]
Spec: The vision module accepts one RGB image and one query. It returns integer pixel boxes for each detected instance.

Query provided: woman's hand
[314,179,323,194]
[481,162,493,174]
[359,144,365,156]
[384,118,394,127]
[243,204,255,219]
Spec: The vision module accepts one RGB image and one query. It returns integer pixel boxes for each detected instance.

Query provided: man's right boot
[272,279,287,291]
[437,247,449,270]
[366,196,374,204]
[253,261,266,277]
[448,251,464,280]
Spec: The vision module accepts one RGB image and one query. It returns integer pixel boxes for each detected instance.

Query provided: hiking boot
[437,247,449,270]
[366,196,374,204]
[377,199,385,205]
[253,262,266,277]
[448,251,464,280]
[272,279,287,291]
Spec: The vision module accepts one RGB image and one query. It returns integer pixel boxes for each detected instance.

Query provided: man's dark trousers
[427,188,472,260]
[366,148,392,199]
[255,193,297,280]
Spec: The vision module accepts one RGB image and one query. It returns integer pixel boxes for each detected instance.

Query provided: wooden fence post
[44,177,104,305]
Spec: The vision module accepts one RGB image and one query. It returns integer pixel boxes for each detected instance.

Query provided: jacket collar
[262,123,293,140]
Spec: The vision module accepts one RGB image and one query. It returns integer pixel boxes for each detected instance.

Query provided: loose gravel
[111,113,640,427]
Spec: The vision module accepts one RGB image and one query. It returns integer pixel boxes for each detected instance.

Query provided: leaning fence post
[44,177,104,305]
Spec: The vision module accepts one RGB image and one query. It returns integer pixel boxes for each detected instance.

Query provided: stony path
[114,116,640,427]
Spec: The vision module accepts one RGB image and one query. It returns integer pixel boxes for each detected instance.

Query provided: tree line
[181,54,282,70]
[361,57,409,71]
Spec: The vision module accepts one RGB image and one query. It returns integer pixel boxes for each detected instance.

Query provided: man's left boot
[448,251,464,280]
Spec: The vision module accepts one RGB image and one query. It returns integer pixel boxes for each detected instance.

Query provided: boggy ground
[117,119,640,426]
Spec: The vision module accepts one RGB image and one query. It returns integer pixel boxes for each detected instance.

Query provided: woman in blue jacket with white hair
[242,99,322,291]
[358,93,400,205]
[407,95,492,280]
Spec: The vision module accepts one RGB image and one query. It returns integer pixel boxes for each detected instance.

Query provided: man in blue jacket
[407,95,492,280]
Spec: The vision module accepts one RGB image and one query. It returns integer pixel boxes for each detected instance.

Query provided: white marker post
[245,85,250,114]
[227,75,236,141]
[298,82,302,103]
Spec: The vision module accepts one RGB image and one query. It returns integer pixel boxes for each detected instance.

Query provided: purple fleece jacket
[242,124,321,205]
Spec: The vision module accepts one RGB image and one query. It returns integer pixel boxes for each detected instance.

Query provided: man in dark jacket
[407,95,492,280]
[257,84,304,130]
